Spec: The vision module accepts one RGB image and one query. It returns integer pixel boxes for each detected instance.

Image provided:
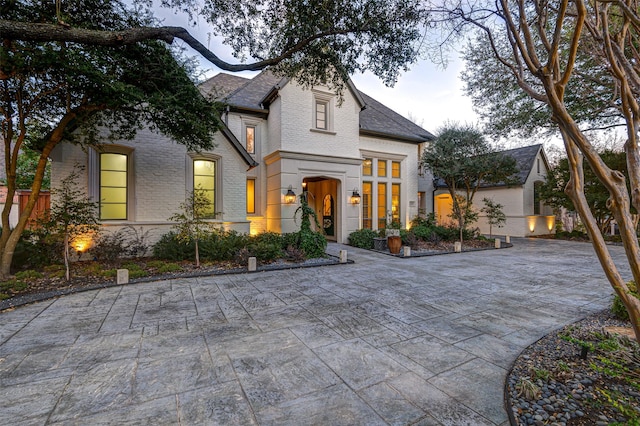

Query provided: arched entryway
[302,177,339,241]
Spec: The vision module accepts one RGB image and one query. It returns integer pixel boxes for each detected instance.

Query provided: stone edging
[369,242,514,258]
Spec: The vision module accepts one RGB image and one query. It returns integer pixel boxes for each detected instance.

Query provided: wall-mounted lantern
[284,186,296,204]
[350,188,361,204]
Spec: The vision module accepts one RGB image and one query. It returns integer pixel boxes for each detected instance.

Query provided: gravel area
[506,310,640,425]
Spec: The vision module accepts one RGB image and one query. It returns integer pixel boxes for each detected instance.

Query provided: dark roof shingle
[200,71,434,142]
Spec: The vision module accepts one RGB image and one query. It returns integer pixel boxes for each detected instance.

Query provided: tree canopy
[1,0,426,90]
[0,0,223,278]
[539,151,632,233]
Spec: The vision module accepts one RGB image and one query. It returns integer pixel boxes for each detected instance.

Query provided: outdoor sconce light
[284,186,296,204]
[350,188,361,204]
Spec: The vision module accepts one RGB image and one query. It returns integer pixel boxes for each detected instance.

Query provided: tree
[539,151,633,234]
[169,188,216,268]
[481,198,506,239]
[431,0,640,343]
[421,122,518,243]
[45,167,100,281]
[13,148,51,190]
[1,0,426,89]
[0,0,222,279]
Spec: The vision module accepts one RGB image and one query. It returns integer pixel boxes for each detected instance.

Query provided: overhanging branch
[0,20,362,72]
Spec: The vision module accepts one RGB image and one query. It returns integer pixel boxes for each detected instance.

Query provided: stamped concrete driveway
[0,238,626,425]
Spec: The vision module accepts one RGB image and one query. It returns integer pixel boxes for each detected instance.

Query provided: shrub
[281,232,299,249]
[411,225,433,241]
[348,228,378,249]
[12,228,63,270]
[432,225,458,241]
[612,281,638,321]
[401,230,419,247]
[199,230,248,261]
[299,230,327,258]
[234,247,251,265]
[285,245,306,262]
[91,230,128,264]
[249,241,283,262]
[410,213,436,228]
[153,231,195,261]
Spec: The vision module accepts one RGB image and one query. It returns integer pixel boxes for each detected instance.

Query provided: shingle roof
[358,91,435,142]
[199,73,248,99]
[200,71,434,142]
[500,144,543,185]
[434,144,544,188]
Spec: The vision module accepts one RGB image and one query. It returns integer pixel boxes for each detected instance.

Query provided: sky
[153,7,479,135]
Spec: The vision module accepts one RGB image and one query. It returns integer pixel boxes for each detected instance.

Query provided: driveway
[0,238,625,425]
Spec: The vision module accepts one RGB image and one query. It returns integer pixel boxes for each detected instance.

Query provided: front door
[322,194,335,237]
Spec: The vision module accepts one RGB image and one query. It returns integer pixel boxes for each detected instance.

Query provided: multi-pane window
[362,182,372,229]
[193,159,216,218]
[377,182,387,229]
[392,161,401,178]
[315,100,327,130]
[391,183,401,223]
[377,159,387,177]
[363,158,373,176]
[100,153,128,220]
[245,126,255,154]
[246,178,255,214]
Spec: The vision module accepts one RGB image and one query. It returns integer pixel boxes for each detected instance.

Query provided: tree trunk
[0,116,70,280]
[64,232,70,282]
[195,238,200,268]
[560,128,640,343]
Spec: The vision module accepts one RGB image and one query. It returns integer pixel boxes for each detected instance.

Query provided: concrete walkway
[0,238,627,425]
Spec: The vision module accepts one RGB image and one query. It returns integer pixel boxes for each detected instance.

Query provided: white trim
[186,153,223,218]
[89,145,135,221]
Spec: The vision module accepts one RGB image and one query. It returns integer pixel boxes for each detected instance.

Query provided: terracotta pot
[387,236,402,254]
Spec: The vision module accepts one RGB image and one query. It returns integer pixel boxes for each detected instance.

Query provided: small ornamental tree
[46,167,100,281]
[422,123,518,244]
[481,198,506,239]
[169,188,214,268]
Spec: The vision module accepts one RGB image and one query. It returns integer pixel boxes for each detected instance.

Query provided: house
[50,70,435,247]
[433,144,555,237]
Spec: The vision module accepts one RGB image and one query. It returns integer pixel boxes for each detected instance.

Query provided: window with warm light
[377,182,387,229]
[246,178,255,214]
[392,161,401,178]
[363,182,372,229]
[100,153,128,220]
[363,158,373,176]
[193,159,216,218]
[377,159,387,177]
[392,183,401,222]
[245,126,256,154]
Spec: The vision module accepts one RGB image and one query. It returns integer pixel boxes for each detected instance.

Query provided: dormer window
[315,100,328,130]
[312,92,334,132]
